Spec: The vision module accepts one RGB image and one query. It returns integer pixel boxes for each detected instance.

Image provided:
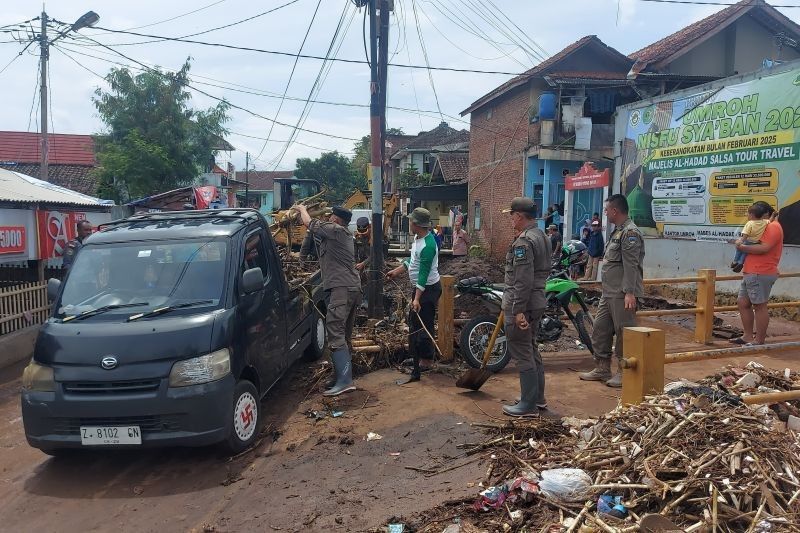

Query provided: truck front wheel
[303,312,327,361]
[222,380,261,455]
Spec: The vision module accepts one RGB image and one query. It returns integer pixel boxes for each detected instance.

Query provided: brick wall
[467,84,538,259]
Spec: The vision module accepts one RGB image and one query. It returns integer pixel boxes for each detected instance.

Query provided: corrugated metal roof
[0,131,95,165]
[0,168,111,206]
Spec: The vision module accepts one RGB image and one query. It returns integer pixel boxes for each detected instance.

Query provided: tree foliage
[295,151,364,203]
[350,127,405,181]
[397,163,431,190]
[92,60,230,202]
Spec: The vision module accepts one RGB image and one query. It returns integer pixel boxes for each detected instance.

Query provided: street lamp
[39,10,100,182]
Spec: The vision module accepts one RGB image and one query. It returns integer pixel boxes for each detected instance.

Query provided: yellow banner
[709,168,779,196]
[653,130,795,160]
[708,194,778,225]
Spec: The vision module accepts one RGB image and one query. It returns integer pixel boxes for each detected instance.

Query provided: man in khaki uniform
[296,204,362,396]
[580,194,644,388]
[500,197,551,417]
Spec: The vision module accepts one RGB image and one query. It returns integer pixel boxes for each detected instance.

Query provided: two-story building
[461,0,800,258]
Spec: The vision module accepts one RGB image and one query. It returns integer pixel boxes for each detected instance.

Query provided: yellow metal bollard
[620,327,665,405]
[694,269,716,345]
[437,275,455,362]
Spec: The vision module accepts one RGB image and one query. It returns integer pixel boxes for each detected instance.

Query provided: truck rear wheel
[222,380,261,455]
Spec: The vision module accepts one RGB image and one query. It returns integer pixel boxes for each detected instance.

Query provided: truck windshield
[57,239,228,318]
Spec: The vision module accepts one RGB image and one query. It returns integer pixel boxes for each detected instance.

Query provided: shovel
[456,311,504,391]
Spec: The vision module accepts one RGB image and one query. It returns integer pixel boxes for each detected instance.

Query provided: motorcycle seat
[457,276,489,288]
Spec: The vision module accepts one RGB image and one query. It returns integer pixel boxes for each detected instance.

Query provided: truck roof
[89,209,266,244]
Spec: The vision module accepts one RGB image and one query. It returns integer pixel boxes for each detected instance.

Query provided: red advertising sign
[194,186,217,209]
[36,210,78,260]
[0,226,26,254]
[566,163,610,191]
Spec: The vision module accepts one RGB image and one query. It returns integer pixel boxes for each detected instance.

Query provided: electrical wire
[458,0,545,64]
[253,0,323,162]
[61,0,302,47]
[57,36,362,142]
[69,24,524,75]
[480,0,549,59]
[90,0,228,34]
[410,0,444,121]
[0,39,35,75]
[267,1,355,169]
[26,58,40,133]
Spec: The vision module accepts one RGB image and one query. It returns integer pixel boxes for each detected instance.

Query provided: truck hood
[34,313,217,380]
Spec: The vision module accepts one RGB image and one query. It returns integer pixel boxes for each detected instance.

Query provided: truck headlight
[169,349,231,387]
[22,360,55,392]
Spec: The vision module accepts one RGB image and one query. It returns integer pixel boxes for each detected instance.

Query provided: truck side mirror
[47,278,61,302]
[242,267,264,294]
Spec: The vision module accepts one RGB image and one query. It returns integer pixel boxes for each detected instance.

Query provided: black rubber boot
[323,349,356,396]
[502,370,539,418]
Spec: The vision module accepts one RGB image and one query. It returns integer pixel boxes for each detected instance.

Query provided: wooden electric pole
[39,11,49,182]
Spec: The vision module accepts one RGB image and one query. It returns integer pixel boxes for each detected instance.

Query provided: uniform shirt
[502,226,550,315]
[62,238,83,270]
[354,230,371,265]
[402,232,440,291]
[299,231,321,261]
[307,219,360,291]
[601,218,644,298]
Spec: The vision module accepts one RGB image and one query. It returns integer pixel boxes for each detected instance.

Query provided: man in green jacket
[387,208,441,384]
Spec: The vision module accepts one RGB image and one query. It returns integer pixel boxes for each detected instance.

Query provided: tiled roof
[461,36,633,115]
[0,131,95,165]
[0,168,109,206]
[400,122,470,151]
[629,0,800,73]
[385,134,418,157]
[0,162,99,196]
[233,170,295,191]
[435,153,469,184]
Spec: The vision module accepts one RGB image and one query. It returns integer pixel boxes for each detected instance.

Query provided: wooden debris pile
[399,378,800,533]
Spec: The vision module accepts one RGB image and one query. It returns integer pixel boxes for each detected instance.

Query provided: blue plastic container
[538,92,557,120]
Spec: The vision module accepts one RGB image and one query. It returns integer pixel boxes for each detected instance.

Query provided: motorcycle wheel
[574,310,594,354]
[460,315,510,372]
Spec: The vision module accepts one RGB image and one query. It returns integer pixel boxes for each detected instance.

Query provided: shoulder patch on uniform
[628,236,638,244]
[514,246,527,259]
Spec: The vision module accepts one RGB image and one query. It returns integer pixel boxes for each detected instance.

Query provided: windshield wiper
[62,302,149,323]
[127,300,213,322]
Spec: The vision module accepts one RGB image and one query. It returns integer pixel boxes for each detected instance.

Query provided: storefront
[562,162,610,240]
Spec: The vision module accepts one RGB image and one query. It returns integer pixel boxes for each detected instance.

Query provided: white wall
[644,238,800,298]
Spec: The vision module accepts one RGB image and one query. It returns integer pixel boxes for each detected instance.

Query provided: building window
[474,201,481,230]
[487,108,493,120]
[423,154,431,174]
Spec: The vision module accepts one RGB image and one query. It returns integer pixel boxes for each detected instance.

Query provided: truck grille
[49,415,182,435]
[63,380,161,395]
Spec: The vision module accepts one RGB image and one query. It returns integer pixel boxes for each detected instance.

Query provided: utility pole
[39,11,49,182]
[245,151,250,208]
[367,0,390,318]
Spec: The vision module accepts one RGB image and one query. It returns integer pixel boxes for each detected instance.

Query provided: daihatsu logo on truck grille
[101,356,118,370]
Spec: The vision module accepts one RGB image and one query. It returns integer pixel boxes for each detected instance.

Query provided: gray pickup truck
[22,209,326,455]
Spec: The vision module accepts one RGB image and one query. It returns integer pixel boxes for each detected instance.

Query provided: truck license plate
[80,426,142,445]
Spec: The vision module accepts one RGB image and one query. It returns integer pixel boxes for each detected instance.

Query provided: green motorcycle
[457,246,594,372]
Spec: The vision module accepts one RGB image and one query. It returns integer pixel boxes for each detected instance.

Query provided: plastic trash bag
[538,468,592,503]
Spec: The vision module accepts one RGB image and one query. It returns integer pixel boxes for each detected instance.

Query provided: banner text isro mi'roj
[635,93,800,149]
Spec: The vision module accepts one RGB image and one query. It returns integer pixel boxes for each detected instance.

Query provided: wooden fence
[0,282,50,336]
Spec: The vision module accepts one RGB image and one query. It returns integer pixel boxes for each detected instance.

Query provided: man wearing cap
[387,207,441,384]
[582,220,604,281]
[354,217,372,272]
[580,194,644,388]
[501,197,551,417]
[548,224,562,260]
[296,204,361,396]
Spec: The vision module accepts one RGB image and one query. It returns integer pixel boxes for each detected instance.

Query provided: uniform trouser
[327,287,362,351]
[591,296,637,360]
[505,309,545,403]
[583,257,600,280]
[408,282,442,375]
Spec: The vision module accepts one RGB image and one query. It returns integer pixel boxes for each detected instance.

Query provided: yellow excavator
[270,180,399,249]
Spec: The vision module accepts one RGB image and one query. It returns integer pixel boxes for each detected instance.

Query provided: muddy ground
[2,256,800,532]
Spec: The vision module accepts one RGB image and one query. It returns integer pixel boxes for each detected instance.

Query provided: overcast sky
[2,0,799,172]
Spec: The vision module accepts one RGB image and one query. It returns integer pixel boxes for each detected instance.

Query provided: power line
[410,0,444,121]
[26,57,40,133]
[62,1,302,47]
[56,36,362,142]
[254,0,323,162]
[457,0,545,64]
[268,1,356,169]
[636,0,800,6]
[91,0,228,33]
[480,0,549,59]
[71,25,524,75]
